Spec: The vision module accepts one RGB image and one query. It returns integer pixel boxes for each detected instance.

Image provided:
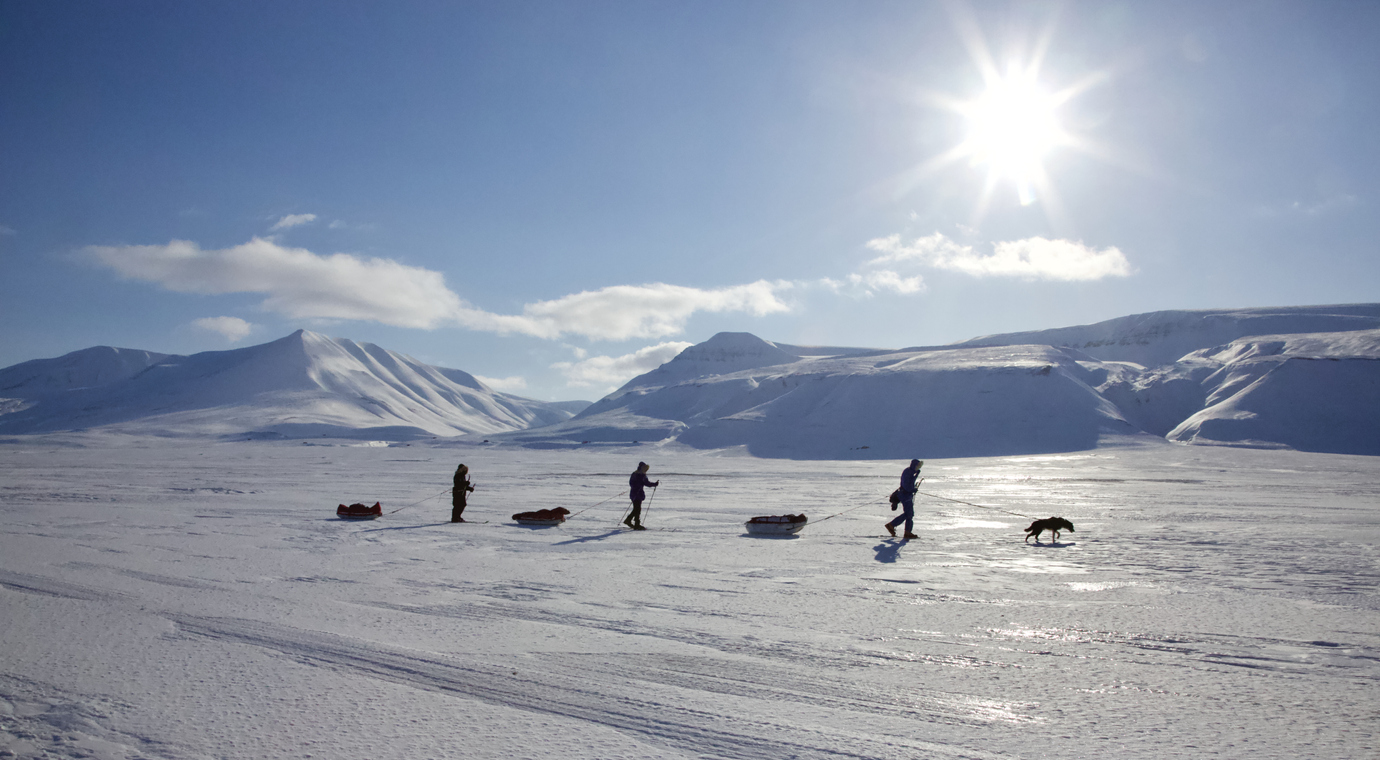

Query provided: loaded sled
[512,507,570,526]
[744,514,808,535]
[337,501,383,520]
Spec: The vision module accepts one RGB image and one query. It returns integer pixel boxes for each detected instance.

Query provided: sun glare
[957,64,1068,205]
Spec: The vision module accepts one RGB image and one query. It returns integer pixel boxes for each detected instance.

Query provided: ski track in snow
[1,439,1378,759]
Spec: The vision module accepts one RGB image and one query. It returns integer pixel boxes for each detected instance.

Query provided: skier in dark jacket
[624,461,659,530]
[886,459,922,539]
[451,464,475,522]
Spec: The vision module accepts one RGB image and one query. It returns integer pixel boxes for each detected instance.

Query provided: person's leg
[885,505,904,536]
[625,500,642,527]
[894,496,916,537]
[451,494,465,522]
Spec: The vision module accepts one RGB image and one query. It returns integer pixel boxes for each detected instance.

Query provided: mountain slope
[952,304,1380,367]
[499,339,1147,459]
[1162,329,1380,454]
[496,305,1380,458]
[0,346,170,397]
[0,331,585,439]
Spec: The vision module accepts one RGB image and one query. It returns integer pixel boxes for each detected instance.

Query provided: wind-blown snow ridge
[0,330,587,439]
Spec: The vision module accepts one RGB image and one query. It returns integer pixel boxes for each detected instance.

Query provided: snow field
[1,438,1377,759]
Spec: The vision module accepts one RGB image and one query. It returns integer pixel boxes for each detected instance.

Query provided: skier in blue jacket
[625,462,659,530]
[887,459,922,539]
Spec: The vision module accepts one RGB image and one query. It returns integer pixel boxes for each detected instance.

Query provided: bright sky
[2,1,1377,400]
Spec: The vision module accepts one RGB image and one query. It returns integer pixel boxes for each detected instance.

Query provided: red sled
[337,502,383,520]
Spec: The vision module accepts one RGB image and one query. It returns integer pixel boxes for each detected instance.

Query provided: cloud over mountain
[867,232,1131,281]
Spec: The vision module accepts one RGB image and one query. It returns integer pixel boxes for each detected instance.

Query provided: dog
[1024,517,1075,543]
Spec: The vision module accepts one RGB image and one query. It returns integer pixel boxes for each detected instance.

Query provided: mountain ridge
[4,305,1378,455]
[503,304,1380,458]
[0,330,589,439]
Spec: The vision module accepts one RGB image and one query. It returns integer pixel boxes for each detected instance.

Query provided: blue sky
[2,0,1377,400]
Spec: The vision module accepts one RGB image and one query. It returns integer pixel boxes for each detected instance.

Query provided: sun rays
[955,62,1071,206]
[916,11,1109,224]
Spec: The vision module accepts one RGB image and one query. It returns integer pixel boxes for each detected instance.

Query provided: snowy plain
[2,436,1377,759]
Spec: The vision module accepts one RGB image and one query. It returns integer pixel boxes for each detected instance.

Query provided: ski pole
[642,485,657,526]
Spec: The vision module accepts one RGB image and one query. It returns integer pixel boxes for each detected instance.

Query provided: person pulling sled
[886,459,922,539]
[451,464,475,522]
[624,462,659,530]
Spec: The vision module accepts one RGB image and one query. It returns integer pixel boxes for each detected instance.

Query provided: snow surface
[0,331,586,440]
[1,436,1377,759]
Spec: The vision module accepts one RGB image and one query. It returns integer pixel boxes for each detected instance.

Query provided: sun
[953,63,1070,206]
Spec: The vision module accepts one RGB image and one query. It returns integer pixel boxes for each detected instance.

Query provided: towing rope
[568,489,625,518]
[916,490,1032,519]
[812,496,887,524]
[387,487,453,514]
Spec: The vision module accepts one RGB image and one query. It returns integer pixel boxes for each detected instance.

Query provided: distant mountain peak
[0,331,586,439]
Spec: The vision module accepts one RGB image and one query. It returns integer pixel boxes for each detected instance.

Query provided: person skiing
[886,459,922,539]
[451,464,475,523]
[625,461,659,530]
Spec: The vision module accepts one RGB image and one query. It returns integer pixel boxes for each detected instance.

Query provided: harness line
[567,490,624,518]
[812,497,888,524]
[388,487,453,514]
[916,490,1032,519]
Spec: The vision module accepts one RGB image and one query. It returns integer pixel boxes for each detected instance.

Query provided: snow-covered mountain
[951,303,1380,367]
[0,330,588,439]
[6,306,1376,454]
[495,305,1380,458]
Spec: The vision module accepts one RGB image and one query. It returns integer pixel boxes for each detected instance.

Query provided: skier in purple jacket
[624,462,659,530]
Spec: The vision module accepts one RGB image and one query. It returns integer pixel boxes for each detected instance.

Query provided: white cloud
[866,232,1131,281]
[458,280,793,342]
[822,269,925,296]
[191,316,254,343]
[474,374,528,392]
[0,224,16,236]
[270,213,317,231]
[85,237,793,340]
[85,237,467,329]
[552,341,693,388]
